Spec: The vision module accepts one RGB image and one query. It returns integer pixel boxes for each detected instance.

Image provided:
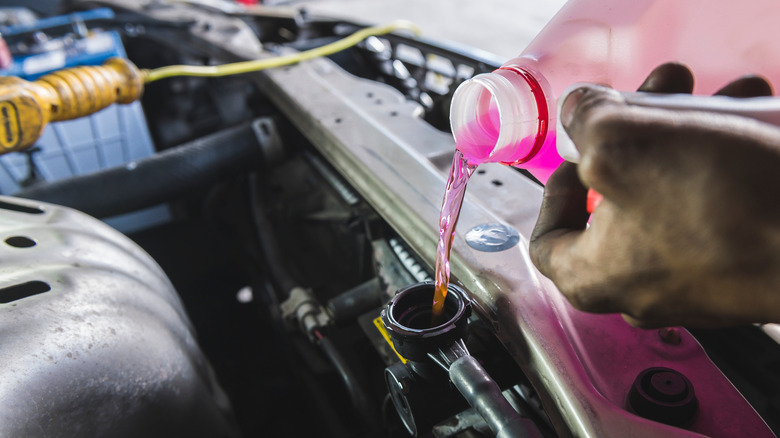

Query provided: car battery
[0,8,170,233]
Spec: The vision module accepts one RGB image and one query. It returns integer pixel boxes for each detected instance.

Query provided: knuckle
[582,108,629,149]
[528,232,556,274]
[575,91,618,120]
[575,108,648,190]
[624,293,663,322]
[622,315,656,329]
[569,89,625,135]
[577,146,616,188]
[528,237,545,266]
[561,286,606,313]
[626,304,653,321]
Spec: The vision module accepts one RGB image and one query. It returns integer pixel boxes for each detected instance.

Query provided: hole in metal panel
[0,200,44,215]
[5,236,36,248]
[260,122,271,136]
[0,281,51,303]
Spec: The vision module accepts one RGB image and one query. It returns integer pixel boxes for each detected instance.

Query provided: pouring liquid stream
[431,149,477,326]
[431,107,559,326]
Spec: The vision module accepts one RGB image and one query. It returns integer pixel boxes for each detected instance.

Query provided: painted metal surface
[0,196,237,437]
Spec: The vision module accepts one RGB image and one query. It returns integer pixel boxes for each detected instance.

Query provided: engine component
[385,356,461,437]
[279,274,378,430]
[0,195,238,436]
[382,281,471,363]
[382,282,472,436]
[5,1,777,436]
[326,277,386,325]
[628,367,699,427]
[248,25,775,436]
[281,286,332,341]
[17,120,265,218]
[449,355,540,438]
[382,281,540,438]
[0,17,417,156]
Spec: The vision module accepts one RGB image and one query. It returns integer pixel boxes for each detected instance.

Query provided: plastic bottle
[449,0,780,183]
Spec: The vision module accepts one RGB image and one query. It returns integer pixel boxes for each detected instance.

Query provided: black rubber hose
[449,356,542,438]
[326,278,385,325]
[247,173,298,296]
[17,123,262,218]
[317,336,378,433]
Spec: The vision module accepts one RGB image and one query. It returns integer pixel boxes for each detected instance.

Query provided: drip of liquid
[431,149,477,326]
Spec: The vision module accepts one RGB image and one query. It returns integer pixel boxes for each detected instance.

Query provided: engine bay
[0,1,779,436]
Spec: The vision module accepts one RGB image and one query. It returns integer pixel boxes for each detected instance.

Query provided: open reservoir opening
[393,284,464,330]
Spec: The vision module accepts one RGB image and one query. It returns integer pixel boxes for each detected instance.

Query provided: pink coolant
[521,0,780,96]
[433,70,560,323]
[435,0,780,323]
[451,65,564,184]
[454,104,562,184]
[431,134,560,325]
[431,150,476,325]
[451,0,780,177]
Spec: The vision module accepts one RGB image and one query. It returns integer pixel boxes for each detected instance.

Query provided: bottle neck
[450,65,551,165]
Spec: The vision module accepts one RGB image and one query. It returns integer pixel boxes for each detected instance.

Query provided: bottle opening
[450,66,549,165]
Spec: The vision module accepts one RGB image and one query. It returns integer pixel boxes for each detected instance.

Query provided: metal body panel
[257,56,773,437]
[0,196,236,437]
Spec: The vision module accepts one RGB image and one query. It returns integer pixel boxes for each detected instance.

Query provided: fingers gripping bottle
[449,0,780,183]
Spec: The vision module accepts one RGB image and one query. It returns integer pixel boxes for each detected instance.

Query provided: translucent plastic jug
[449,0,780,182]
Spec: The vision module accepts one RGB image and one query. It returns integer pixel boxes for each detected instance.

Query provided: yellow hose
[142,20,422,83]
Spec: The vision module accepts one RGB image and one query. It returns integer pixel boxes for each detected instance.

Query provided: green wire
[142,20,422,83]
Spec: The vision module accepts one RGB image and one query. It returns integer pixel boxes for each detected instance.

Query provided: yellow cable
[142,20,422,83]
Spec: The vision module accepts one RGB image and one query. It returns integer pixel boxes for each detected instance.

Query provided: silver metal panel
[0,196,237,437]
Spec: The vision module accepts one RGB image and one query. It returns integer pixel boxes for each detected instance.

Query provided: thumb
[529,162,589,279]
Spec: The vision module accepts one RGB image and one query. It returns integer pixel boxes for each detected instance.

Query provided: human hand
[529,64,780,328]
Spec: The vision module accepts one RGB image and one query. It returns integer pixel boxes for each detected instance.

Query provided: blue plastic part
[0,8,115,36]
[0,31,126,80]
[0,10,171,233]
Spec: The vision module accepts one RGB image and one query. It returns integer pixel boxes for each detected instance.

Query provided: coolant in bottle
[430,0,780,324]
[451,0,780,181]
